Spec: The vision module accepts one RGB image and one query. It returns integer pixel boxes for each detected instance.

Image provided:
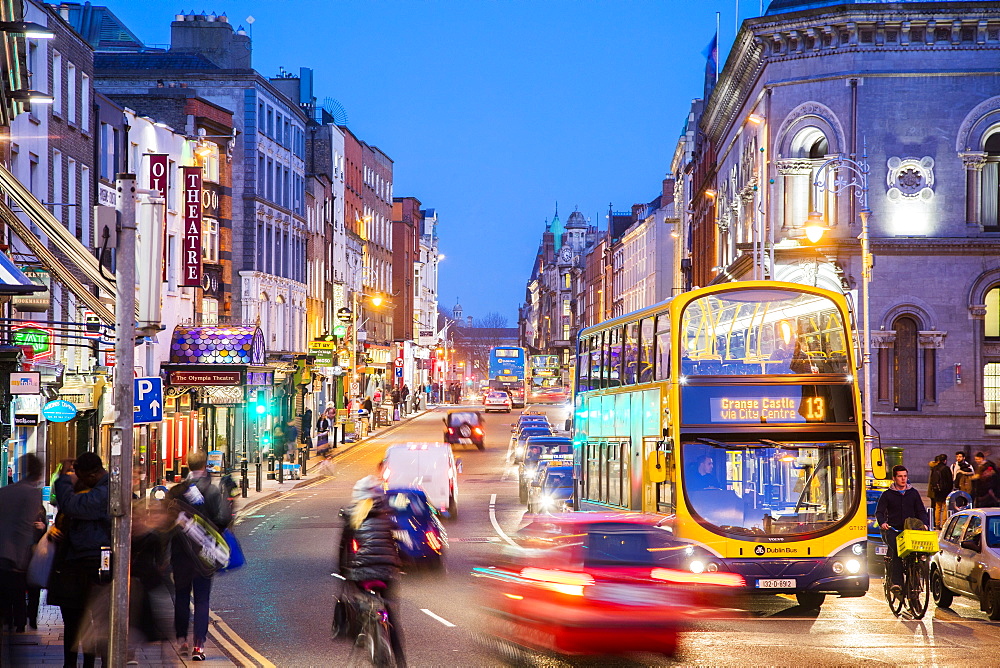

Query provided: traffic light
[260,431,272,447]
[436,347,444,359]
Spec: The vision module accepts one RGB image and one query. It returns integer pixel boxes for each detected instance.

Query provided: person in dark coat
[875,465,927,592]
[928,454,953,528]
[51,452,112,668]
[167,450,233,661]
[0,453,43,633]
[972,452,1000,508]
[341,474,405,665]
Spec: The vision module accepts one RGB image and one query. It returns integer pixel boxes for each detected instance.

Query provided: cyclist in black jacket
[875,465,927,594]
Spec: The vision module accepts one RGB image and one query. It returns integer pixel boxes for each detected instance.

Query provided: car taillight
[650,568,745,588]
[351,539,359,552]
[448,427,454,434]
[425,531,443,552]
[473,427,483,435]
[520,567,595,596]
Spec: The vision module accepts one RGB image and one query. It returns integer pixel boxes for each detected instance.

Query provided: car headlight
[516,446,524,456]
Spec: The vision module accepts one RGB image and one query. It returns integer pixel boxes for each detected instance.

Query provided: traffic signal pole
[108,174,137,667]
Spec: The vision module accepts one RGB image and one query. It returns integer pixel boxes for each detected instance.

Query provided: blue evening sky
[100,0,772,324]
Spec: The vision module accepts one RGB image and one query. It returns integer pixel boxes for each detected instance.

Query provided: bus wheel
[795,592,825,609]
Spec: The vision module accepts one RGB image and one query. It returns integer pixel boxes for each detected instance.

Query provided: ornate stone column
[775,159,813,236]
[961,152,987,232]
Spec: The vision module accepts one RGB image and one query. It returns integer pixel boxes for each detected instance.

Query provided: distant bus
[529,354,566,402]
[488,346,526,407]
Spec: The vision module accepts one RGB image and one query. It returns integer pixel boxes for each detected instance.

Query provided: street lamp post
[813,150,873,455]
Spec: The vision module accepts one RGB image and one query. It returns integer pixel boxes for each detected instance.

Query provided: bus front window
[681,440,859,537]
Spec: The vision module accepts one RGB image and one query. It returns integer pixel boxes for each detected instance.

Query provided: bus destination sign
[709,396,825,423]
[682,384,853,425]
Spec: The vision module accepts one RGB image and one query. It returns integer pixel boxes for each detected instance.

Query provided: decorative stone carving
[775,159,813,175]
[960,152,988,171]
[918,331,947,349]
[871,331,896,348]
[970,305,988,319]
[775,101,847,158]
[886,156,934,202]
[956,95,1000,152]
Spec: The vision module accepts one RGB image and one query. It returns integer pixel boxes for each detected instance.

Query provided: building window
[202,219,219,263]
[783,128,833,231]
[167,234,178,292]
[51,50,61,116]
[893,316,919,411]
[987,286,1000,339]
[985,363,1000,428]
[562,298,571,316]
[982,132,1000,231]
[201,297,219,325]
[66,63,76,124]
[81,74,90,130]
[167,159,177,211]
[81,166,90,247]
[563,324,571,341]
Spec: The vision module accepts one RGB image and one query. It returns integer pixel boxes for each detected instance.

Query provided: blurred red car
[474,513,743,659]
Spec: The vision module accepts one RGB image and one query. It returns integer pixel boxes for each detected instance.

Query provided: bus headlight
[832,561,844,574]
[846,559,862,574]
[851,542,864,556]
[706,562,719,572]
[689,560,706,574]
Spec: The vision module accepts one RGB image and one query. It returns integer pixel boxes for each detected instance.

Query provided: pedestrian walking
[317,403,334,455]
[928,454,953,528]
[952,451,974,494]
[167,450,233,661]
[0,453,44,634]
[50,452,112,667]
[401,385,410,414]
[362,396,375,431]
[971,451,1000,508]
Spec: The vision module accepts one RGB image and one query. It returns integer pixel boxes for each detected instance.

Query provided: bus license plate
[757,579,795,589]
[875,545,888,556]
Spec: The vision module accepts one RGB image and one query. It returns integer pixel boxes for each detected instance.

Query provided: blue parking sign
[134,377,163,424]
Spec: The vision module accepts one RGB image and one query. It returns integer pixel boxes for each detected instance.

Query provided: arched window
[986,285,1000,339]
[782,128,834,232]
[893,316,919,411]
[983,132,1000,231]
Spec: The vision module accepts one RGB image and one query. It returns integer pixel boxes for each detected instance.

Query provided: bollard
[255,461,262,492]
[300,447,308,475]
[267,454,275,480]
[240,458,249,498]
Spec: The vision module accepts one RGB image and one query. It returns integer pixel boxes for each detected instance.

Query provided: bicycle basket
[897,529,939,558]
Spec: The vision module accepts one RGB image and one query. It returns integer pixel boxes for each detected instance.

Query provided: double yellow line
[208,610,276,667]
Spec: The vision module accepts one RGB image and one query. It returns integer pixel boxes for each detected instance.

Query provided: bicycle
[882,525,938,620]
[331,573,396,667]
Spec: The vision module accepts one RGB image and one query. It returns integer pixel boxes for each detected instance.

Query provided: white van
[382,443,460,518]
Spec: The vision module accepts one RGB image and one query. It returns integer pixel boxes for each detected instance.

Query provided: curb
[233,408,433,517]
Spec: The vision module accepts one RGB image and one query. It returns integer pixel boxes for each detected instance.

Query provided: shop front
[161,324,269,479]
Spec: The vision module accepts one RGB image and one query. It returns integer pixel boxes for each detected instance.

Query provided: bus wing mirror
[647,451,668,484]
[870,447,888,480]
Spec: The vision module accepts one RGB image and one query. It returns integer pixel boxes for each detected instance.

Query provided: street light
[812,149,874,460]
[9,89,53,104]
[0,21,54,39]
[803,210,828,244]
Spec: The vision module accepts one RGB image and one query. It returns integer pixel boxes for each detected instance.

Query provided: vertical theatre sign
[150,154,168,280]
[182,166,203,287]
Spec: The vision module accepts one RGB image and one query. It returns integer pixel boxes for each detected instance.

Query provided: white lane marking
[489,493,518,547]
[421,608,456,627]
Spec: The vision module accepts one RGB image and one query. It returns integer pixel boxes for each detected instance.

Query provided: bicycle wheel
[906,555,930,620]
[884,559,905,617]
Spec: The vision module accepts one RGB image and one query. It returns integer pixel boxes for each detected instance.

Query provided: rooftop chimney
[170,10,251,70]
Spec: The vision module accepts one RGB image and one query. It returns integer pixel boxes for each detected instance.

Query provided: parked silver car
[929,508,1000,619]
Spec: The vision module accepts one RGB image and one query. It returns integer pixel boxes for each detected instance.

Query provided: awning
[0,252,44,295]
[169,325,265,365]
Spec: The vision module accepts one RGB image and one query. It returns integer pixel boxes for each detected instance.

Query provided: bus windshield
[681,288,850,376]
[682,439,859,537]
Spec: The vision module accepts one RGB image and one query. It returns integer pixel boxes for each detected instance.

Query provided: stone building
[686,0,1000,463]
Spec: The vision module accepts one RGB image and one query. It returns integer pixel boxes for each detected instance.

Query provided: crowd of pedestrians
[926,450,1000,519]
[0,449,235,665]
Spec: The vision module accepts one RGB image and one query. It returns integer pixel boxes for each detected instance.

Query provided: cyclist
[875,465,927,596]
[339,473,406,666]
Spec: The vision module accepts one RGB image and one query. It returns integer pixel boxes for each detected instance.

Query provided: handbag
[220,528,245,571]
[27,529,57,588]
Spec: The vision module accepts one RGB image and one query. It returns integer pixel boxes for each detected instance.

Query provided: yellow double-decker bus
[573,282,868,608]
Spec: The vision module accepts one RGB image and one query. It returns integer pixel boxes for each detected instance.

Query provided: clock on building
[559,247,572,262]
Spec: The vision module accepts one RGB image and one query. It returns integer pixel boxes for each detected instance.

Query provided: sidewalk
[5,408,432,667]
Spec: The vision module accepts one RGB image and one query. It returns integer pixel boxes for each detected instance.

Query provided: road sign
[42,399,77,423]
[134,377,164,424]
[337,307,353,323]
[395,367,403,378]
[394,358,404,368]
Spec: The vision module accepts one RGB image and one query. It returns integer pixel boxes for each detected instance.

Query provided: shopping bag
[220,528,245,571]
[27,530,57,588]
